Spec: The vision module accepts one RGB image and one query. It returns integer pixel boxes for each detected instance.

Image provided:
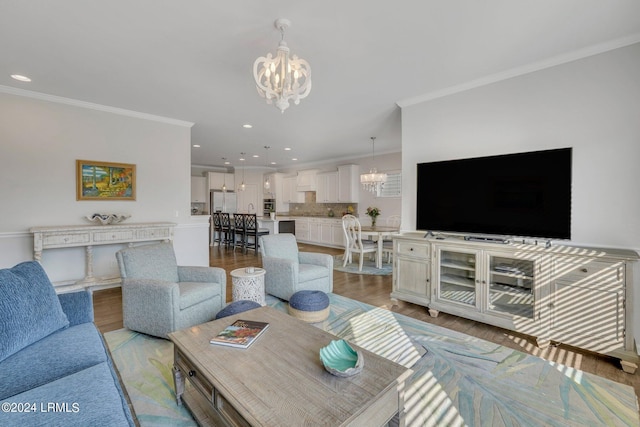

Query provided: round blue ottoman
[288,290,330,323]
[215,300,261,319]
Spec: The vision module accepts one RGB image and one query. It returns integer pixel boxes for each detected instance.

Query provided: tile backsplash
[288,202,358,217]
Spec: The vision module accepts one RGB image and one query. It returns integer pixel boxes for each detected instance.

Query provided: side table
[230,267,266,306]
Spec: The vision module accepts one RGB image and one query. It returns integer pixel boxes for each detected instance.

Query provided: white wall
[0,91,209,284]
[401,42,640,346]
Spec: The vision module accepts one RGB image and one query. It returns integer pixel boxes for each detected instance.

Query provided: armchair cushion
[298,264,331,282]
[179,282,222,310]
[0,261,69,363]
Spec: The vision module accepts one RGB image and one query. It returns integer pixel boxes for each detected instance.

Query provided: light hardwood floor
[93,243,640,401]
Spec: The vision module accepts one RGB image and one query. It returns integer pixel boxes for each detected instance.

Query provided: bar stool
[244,214,269,254]
[220,213,234,248]
[233,213,247,252]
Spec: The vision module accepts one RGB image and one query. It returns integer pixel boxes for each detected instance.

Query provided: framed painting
[76,160,136,201]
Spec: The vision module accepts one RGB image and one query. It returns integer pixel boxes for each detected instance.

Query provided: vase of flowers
[366,206,381,227]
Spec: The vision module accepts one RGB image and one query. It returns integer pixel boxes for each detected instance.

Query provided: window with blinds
[378,171,401,197]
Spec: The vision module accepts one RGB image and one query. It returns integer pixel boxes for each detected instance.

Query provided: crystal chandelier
[253,18,312,113]
[360,137,387,194]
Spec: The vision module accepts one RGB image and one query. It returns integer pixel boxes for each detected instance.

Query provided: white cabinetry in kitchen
[316,171,339,203]
[282,176,305,203]
[190,176,207,203]
[208,172,235,192]
[296,169,319,191]
[337,164,360,203]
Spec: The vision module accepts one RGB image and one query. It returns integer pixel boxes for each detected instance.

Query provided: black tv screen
[416,148,572,239]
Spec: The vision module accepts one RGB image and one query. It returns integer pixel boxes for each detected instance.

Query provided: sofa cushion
[0,323,107,400]
[0,261,69,363]
[0,362,135,426]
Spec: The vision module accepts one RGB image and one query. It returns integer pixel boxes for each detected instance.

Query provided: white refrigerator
[210,190,237,214]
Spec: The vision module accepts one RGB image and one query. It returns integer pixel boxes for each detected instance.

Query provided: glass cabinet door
[487,255,535,319]
[437,249,478,307]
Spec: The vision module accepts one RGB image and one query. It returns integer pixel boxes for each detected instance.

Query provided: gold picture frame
[76,160,136,201]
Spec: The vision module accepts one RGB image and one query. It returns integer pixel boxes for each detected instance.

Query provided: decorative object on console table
[85,213,130,225]
[76,159,136,201]
[209,319,269,349]
[366,206,380,227]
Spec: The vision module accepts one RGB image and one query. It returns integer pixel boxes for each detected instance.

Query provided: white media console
[391,232,639,373]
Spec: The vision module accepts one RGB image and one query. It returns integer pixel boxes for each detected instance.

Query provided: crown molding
[397,34,640,108]
[0,85,194,128]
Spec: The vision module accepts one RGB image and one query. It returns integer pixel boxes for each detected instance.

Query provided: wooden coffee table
[168,306,412,426]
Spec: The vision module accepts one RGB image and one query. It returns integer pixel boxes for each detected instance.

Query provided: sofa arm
[299,252,333,269]
[177,266,227,305]
[57,290,94,326]
[178,266,226,285]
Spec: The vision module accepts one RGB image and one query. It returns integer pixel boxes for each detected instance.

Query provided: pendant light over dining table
[237,153,246,192]
[253,18,312,113]
[360,137,387,194]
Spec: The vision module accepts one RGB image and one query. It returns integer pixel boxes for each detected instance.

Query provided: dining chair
[341,215,377,271]
[382,215,401,262]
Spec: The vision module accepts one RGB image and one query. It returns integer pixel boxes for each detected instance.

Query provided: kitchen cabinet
[338,164,360,203]
[296,169,319,191]
[391,233,639,373]
[190,176,207,203]
[294,219,309,241]
[296,218,345,249]
[316,171,338,203]
[282,176,305,203]
[208,172,235,192]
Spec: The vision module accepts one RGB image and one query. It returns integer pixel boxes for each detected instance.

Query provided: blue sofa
[0,261,135,426]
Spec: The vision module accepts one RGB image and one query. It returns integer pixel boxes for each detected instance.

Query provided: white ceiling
[2,1,640,170]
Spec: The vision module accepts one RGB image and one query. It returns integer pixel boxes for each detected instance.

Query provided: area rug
[332,254,393,275]
[104,294,639,426]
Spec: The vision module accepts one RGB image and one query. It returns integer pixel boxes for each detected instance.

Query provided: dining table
[360,225,400,269]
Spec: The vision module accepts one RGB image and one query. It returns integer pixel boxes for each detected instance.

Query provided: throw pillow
[0,261,69,363]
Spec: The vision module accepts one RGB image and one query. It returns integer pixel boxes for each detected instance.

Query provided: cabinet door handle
[580,268,588,273]
[188,370,196,377]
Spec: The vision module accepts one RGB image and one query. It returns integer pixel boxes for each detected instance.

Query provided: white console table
[30,222,175,290]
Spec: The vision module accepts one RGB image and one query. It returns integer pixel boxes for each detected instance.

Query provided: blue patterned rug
[332,254,393,275]
[104,293,639,426]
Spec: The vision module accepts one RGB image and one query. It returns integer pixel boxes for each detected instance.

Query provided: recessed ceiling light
[11,74,31,82]
[192,144,200,148]
[252,154,259,158]
[284,147,292,151]
[242,124,253,129]
[224,161,230,165]
[292,158,298,161]
[270,161,276,165]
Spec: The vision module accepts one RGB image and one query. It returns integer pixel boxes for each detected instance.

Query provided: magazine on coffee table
[210,319,269,349]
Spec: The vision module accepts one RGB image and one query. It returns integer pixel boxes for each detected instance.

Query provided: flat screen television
[416,148,572,240]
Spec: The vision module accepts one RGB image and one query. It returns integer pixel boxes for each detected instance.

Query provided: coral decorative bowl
[86,213,130,225]
[319,339,363,377]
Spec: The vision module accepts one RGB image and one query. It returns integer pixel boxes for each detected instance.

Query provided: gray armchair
[259,233,333,301]
[115,242,226,338]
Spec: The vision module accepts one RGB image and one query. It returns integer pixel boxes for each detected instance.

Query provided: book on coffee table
[210,319,269,349]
